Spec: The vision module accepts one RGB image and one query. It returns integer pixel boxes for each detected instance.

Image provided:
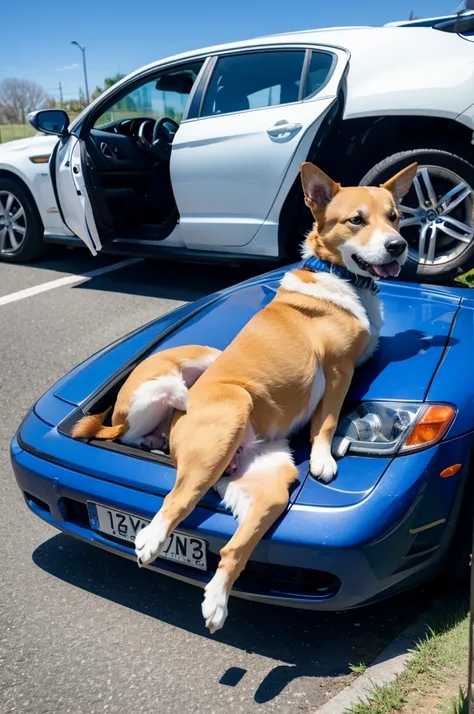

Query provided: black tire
[0,176,46,263]
[359,148,474,284]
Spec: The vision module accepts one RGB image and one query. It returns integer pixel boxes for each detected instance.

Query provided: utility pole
[59,82,63,103]
[71,40,90,104]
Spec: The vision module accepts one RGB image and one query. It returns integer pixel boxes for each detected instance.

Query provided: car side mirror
[28,109,70,137]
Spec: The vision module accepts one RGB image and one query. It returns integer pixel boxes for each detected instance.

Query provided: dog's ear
[381,162,418,202]
[300,163,340,212]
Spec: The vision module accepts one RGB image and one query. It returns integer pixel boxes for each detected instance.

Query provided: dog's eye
[348,216,364,226]
[388,212,398,222]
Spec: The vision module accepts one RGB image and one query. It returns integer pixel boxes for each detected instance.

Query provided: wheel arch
[0,167,45,231]
[278,113,474,261]
[338,114,474,181]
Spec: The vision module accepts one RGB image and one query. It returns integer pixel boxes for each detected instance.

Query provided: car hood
[54,271,461,406]
[0,134,57,156]
[32,268,463,510]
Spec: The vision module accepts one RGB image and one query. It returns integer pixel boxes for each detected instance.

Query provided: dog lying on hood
[73,160,417,633]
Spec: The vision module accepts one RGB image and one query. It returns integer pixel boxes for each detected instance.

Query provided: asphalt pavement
[0,247,433,714]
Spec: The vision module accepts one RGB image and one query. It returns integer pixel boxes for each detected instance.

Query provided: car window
[303,51,334,98]
[200,51,306,117]
[94,61,204,128]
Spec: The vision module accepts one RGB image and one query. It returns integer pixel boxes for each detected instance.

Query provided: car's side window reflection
[200,49,335,118]
[200,51,306,117]
[94,61,204,128]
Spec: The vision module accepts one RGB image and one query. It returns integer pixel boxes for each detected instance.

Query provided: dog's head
[301,162,418,279]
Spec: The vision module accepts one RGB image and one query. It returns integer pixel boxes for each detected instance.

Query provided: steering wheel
[137,119,156,152]
[151,118,179,163]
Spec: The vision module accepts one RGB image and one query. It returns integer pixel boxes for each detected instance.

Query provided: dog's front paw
[310,443,337,483]
[135,513,169,567]
[201,571,229,634]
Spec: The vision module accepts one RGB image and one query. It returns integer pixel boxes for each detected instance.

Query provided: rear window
[303,51,334,98]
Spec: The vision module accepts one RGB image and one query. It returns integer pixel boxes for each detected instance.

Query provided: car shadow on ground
[19,246,267,303]
[33,533,434,704]
[71,257,266,302]
[19,246,122,275]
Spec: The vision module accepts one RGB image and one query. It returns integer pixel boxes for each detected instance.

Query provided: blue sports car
[11,266,474,611]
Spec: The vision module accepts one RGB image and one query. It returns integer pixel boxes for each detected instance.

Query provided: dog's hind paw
[139,434,166,452]
[310,443,338,483]
[202,571,229,634]
[135,513,169,566]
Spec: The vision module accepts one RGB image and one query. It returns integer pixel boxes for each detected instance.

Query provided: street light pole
[71,40,90,105]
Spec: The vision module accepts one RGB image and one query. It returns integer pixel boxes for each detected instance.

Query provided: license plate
[87,502,207,571]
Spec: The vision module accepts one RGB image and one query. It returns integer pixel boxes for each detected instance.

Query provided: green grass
[345,595,469,714]
[349,662,368,676]
[449,687,468,714]
[0,123,38,143]
[454,269,474,287]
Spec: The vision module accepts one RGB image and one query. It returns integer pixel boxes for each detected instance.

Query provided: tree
[91,85,103,101]
[103,74,126,90]
[0,78,47,124]
[91,73,126,100]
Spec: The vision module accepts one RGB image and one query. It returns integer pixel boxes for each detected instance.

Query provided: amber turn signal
[29,155,50,164]
[404,405,455,450]
[440,464,462,478]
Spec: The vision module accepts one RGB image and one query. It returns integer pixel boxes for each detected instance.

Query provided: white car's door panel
[171,47,349,250]
[53,136,102,254]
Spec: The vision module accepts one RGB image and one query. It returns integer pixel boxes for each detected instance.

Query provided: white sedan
[2,12,474,282]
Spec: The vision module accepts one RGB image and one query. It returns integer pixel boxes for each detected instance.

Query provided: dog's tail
[71,407,127,441]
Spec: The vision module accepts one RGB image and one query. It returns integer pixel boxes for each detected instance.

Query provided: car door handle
[100,142,120,160]
[266,122,302,137]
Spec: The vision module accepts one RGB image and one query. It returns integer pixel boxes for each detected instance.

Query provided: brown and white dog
[129,161,418,633]
[73,162,417,630]
[71,345,221,449]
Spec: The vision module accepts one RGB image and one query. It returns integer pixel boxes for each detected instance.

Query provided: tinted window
[303,52,334,98]
[201,51,306,117]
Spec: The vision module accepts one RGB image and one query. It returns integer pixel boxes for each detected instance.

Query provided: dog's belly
[261,367,326,441]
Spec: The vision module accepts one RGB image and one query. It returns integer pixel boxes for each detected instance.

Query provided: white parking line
[0,257,143,307]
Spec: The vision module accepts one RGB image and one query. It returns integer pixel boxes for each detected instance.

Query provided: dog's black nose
[384,237,407,257]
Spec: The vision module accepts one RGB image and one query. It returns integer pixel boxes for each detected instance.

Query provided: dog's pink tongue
[371,261,401,278]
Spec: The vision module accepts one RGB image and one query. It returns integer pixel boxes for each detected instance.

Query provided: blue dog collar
[302,256,380,295]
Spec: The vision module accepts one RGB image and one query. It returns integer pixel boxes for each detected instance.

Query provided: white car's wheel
[360,149,474,283]
[0,177,46,263]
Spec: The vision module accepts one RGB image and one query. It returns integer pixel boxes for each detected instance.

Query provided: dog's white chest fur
[280,270,383,364]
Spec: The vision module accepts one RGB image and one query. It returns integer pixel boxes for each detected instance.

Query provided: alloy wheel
[399,165,474,266]
[0,190,27,255]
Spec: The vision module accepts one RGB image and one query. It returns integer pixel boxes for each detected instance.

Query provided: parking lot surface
[1,248,432,713]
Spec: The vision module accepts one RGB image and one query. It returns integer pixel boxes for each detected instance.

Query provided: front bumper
[11,410,473,610]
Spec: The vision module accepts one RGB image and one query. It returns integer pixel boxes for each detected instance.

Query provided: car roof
[386,10,474,27]
[70,22,471,131]
[385,13,459,27]
[123,24,461,74]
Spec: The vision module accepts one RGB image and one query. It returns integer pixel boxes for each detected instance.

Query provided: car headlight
[334,401,455,457]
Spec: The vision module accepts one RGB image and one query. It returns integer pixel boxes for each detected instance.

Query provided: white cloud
[56,62,80,72]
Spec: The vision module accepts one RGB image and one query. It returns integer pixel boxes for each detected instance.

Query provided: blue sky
[2,0,455,101]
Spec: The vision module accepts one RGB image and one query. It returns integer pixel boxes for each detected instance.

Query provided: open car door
[49,135,110,255]
[29,108,116,255]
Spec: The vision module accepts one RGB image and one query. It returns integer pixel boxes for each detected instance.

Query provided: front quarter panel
[0,137,66,232]
[427,300,474,437]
